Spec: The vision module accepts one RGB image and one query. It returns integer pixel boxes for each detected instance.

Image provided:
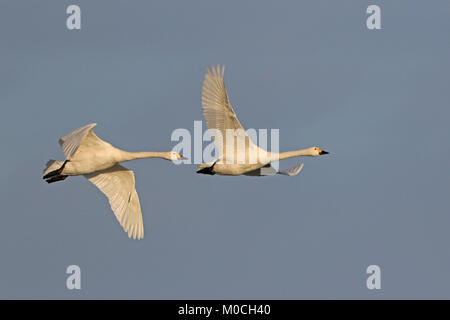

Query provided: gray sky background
[0,0,449,299]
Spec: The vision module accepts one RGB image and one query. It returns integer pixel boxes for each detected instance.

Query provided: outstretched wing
[84,164,144,240]
[201,65,258,159]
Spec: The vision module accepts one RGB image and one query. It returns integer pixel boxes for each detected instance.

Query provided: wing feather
[244,163,304,177]
[84,164,144,240]
[201,65,258,159]
[279,163,304,176]
[58,123,97,159]
[243,165,278,176]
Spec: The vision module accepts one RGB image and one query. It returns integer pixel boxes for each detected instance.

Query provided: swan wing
[278,163,304,176]
[243,164,278,176]
[244,163,304,176]
[202,65,258,159]
[58,123,108,159]
[84,164,144,240]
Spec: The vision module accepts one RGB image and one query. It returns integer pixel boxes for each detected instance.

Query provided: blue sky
[0,0,449,298]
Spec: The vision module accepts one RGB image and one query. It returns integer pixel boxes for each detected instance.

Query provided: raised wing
[58,123,98,159]
[202,65,258,159]
[84,164,144,240]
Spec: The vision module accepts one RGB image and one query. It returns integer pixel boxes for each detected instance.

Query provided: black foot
[45,175,68,184]
[43,160,70,180]
[197,161,218,175]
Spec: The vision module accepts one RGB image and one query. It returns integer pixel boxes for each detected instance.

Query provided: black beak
[319,150,329,155]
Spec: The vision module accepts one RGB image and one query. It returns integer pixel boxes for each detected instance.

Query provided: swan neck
[120,151,169,161]
[275,148,312,161]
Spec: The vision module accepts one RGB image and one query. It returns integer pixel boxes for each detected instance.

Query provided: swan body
[197,65,328,176]
[43,123,185,240]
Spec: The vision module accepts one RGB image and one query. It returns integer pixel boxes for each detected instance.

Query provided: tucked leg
[43,160,70,179]
[45,175,68,184]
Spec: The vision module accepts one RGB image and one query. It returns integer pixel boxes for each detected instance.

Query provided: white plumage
[43,123,185,240]
[85,164,143,240]
[197,65,328,176]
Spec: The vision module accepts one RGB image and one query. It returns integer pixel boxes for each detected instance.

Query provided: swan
[43,123,186,240]
[197,65,329,176]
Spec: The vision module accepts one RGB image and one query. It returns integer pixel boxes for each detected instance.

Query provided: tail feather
[43,159,63,175]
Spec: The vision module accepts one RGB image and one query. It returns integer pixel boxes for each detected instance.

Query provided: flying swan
[43,123,186,240]
[197,65,329,176]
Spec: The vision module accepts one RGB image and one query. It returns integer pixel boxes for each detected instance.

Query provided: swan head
[311,147,329,157]
[168,151,187,161]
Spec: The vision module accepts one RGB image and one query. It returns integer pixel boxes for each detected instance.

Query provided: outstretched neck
[273,148,313,161]
[118,151,170,162]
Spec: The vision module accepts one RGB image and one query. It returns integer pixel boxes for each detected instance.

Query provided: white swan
[197,65,329,176]
[43,123,186,240]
